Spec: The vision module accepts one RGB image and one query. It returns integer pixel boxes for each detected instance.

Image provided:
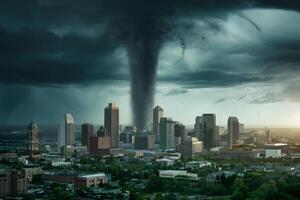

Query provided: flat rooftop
[79,173,106,178]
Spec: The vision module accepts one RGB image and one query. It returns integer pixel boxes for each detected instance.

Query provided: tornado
[124,20,164,131]
[127,38,161,131]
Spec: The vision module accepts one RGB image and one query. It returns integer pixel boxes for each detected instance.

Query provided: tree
[31,174,43,184]
[129,191,137,200]
[154,193,163,200]
[231,178,249,200]
[285,182,300,199]
[220,173,226,185]
[250,180,278,200]
[22,194,35,200]
[147,174,162,192]
[164,193,177,200]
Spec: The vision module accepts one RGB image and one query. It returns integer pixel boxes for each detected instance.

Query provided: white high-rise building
[153,105,164,143]
[58,113,75,152]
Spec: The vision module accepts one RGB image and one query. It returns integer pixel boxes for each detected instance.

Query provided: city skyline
[1,1,300,199]
[1,103,300,128]
[1,1,300,127]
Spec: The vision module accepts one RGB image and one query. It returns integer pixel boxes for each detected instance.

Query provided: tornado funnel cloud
[127,36,161,131]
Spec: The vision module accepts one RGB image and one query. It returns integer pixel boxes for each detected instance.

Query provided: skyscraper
[26,121,39,158]
[265,127,272,144]
[104,103,119,148]
[58,113,75,153]
[134,135,155,150]
[159,117,176,150]
[194,116,203,141]
[65,113,75,146]
[97,125,106,137]
[202,114,217,149]
[81,123,94,150]
[153,105,164,143]
[239,123,245,134]
[227,117,240,148]
[175,123,186,143]
[177,137,203,159]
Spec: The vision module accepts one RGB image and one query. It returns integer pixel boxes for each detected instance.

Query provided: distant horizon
[1,123,300,129]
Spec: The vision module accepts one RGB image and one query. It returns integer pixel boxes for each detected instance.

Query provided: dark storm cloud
[0,26,126,85]
[2,0,300,124]
[164,88,188,96]
[1,0,300,86]
[160,70,270,88]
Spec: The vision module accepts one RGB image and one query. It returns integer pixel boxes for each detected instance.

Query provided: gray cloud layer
[1,0,300,123]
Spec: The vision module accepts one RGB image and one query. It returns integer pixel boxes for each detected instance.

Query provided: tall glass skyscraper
[202,114,217,149]
[153,105,164,143]
[227,117,240,148]
[104,103,119,148]
[58,113,75,152]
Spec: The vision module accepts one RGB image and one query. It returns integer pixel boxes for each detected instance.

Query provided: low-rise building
[18,156,30,165]
[65,145,87,155]
[265,143,289,158]
[206,171,243,183]
[265,149,281,158]
[220,149,264,159]
[159,170,198,179]
[135,150,156,158]
[42,171,75,184]
[163,152,181,160]
[0,170,11,197]
[74,173,107,188]
[23,167,43,182]
[185,161,211,169]
[0,153,17,161]
[0,169,28,198]
[51,161,72,167]
[156,158,175,166]
[90,136,111,155]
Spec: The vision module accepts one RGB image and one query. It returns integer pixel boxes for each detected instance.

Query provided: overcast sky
[1,1,300,127]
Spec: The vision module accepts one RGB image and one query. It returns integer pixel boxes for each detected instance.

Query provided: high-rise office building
[159,117,176,150]
[202,114,217,149]
[194,116,203,141]
[175,123,186,143]
[26,121,39,158]
[265,127,272,143]
[104,103,119,148]
[65,113,75,146]
[120,126,136,144]
[177,137,203,159]
[239,123,245,134]
[227,117,240,148]
[134,135,155,150]
[81,123,94,150]
[89,136,111,155]
[58,113,75,153]
[153,105,164,143]
[0,170,28,197]
[97,125,106,137]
